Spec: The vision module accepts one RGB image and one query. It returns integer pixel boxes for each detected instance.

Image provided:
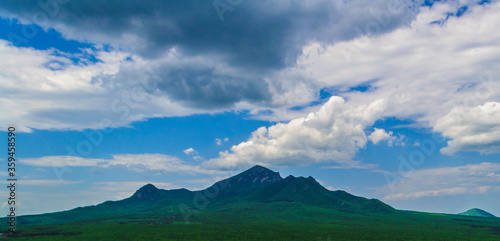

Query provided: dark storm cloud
[0,0,418,108]
[0,0,417,70]
[156,67,272,108]
[93,60,273,109]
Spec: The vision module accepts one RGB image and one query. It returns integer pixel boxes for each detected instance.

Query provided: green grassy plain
[2,202,499,240]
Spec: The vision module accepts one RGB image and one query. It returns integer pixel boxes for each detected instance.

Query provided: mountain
[188,165,393,213]
[459,208,496,218]
[248,174,393,213]
[3,166,500,240]
[7,165,393,226]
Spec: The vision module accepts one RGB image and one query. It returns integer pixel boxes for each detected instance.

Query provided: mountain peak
[247,165,273,172]
[133,183,161,200]
[305,176,322,185]
[204,165,283,199]
[140,183,158,190]
[459,208,496,218]
[240,165,283,182]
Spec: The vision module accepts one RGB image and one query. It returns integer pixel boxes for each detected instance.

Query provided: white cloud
[183,148,203,161]
[0,1,499,160]
[382,162,500,200]
[20,154,224,175]
[215,138,222,145]
[434,102,500,154]
[0,0,438,133]
[1,179,80,186]
[215,137,229,145]
[203,96,387,170]
[287,2,500,153]
[368,128,394,145]
[93,181,181,199]
[322,161,377,170]
[368,128,405,146]
[183,147,198,155]
[0,41,202,132]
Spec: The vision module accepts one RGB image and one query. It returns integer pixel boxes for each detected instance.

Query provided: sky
[0,0,500,217]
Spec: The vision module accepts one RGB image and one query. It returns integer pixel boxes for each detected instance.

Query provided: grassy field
[1,202,499,240]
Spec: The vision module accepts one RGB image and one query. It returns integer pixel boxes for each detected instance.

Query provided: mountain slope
[248,174,394,213]
[7,165,394,226]
[459,208,496,218]
[13,186,195,226]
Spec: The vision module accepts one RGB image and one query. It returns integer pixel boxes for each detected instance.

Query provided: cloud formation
[21,154,223,174]
[0,0,417,68]
[0,179,81,186]
[382,162,500,200]
[0,40,200,132]
[0,0,422,128]
[368,128,394,145]
[183,148,198,155]
[289,1,500,153]
[435,102,500,154]
[0,0,499,157]
[203,96,387,170]
[215,138,229,145]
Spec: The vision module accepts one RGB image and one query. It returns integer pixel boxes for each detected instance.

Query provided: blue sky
[1,0,500,217]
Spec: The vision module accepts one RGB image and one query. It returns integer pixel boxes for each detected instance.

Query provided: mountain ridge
[7,165,395,226]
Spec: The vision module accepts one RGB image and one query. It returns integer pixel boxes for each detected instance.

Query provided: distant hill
[459,208,496,218]
[5,165,393,226]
